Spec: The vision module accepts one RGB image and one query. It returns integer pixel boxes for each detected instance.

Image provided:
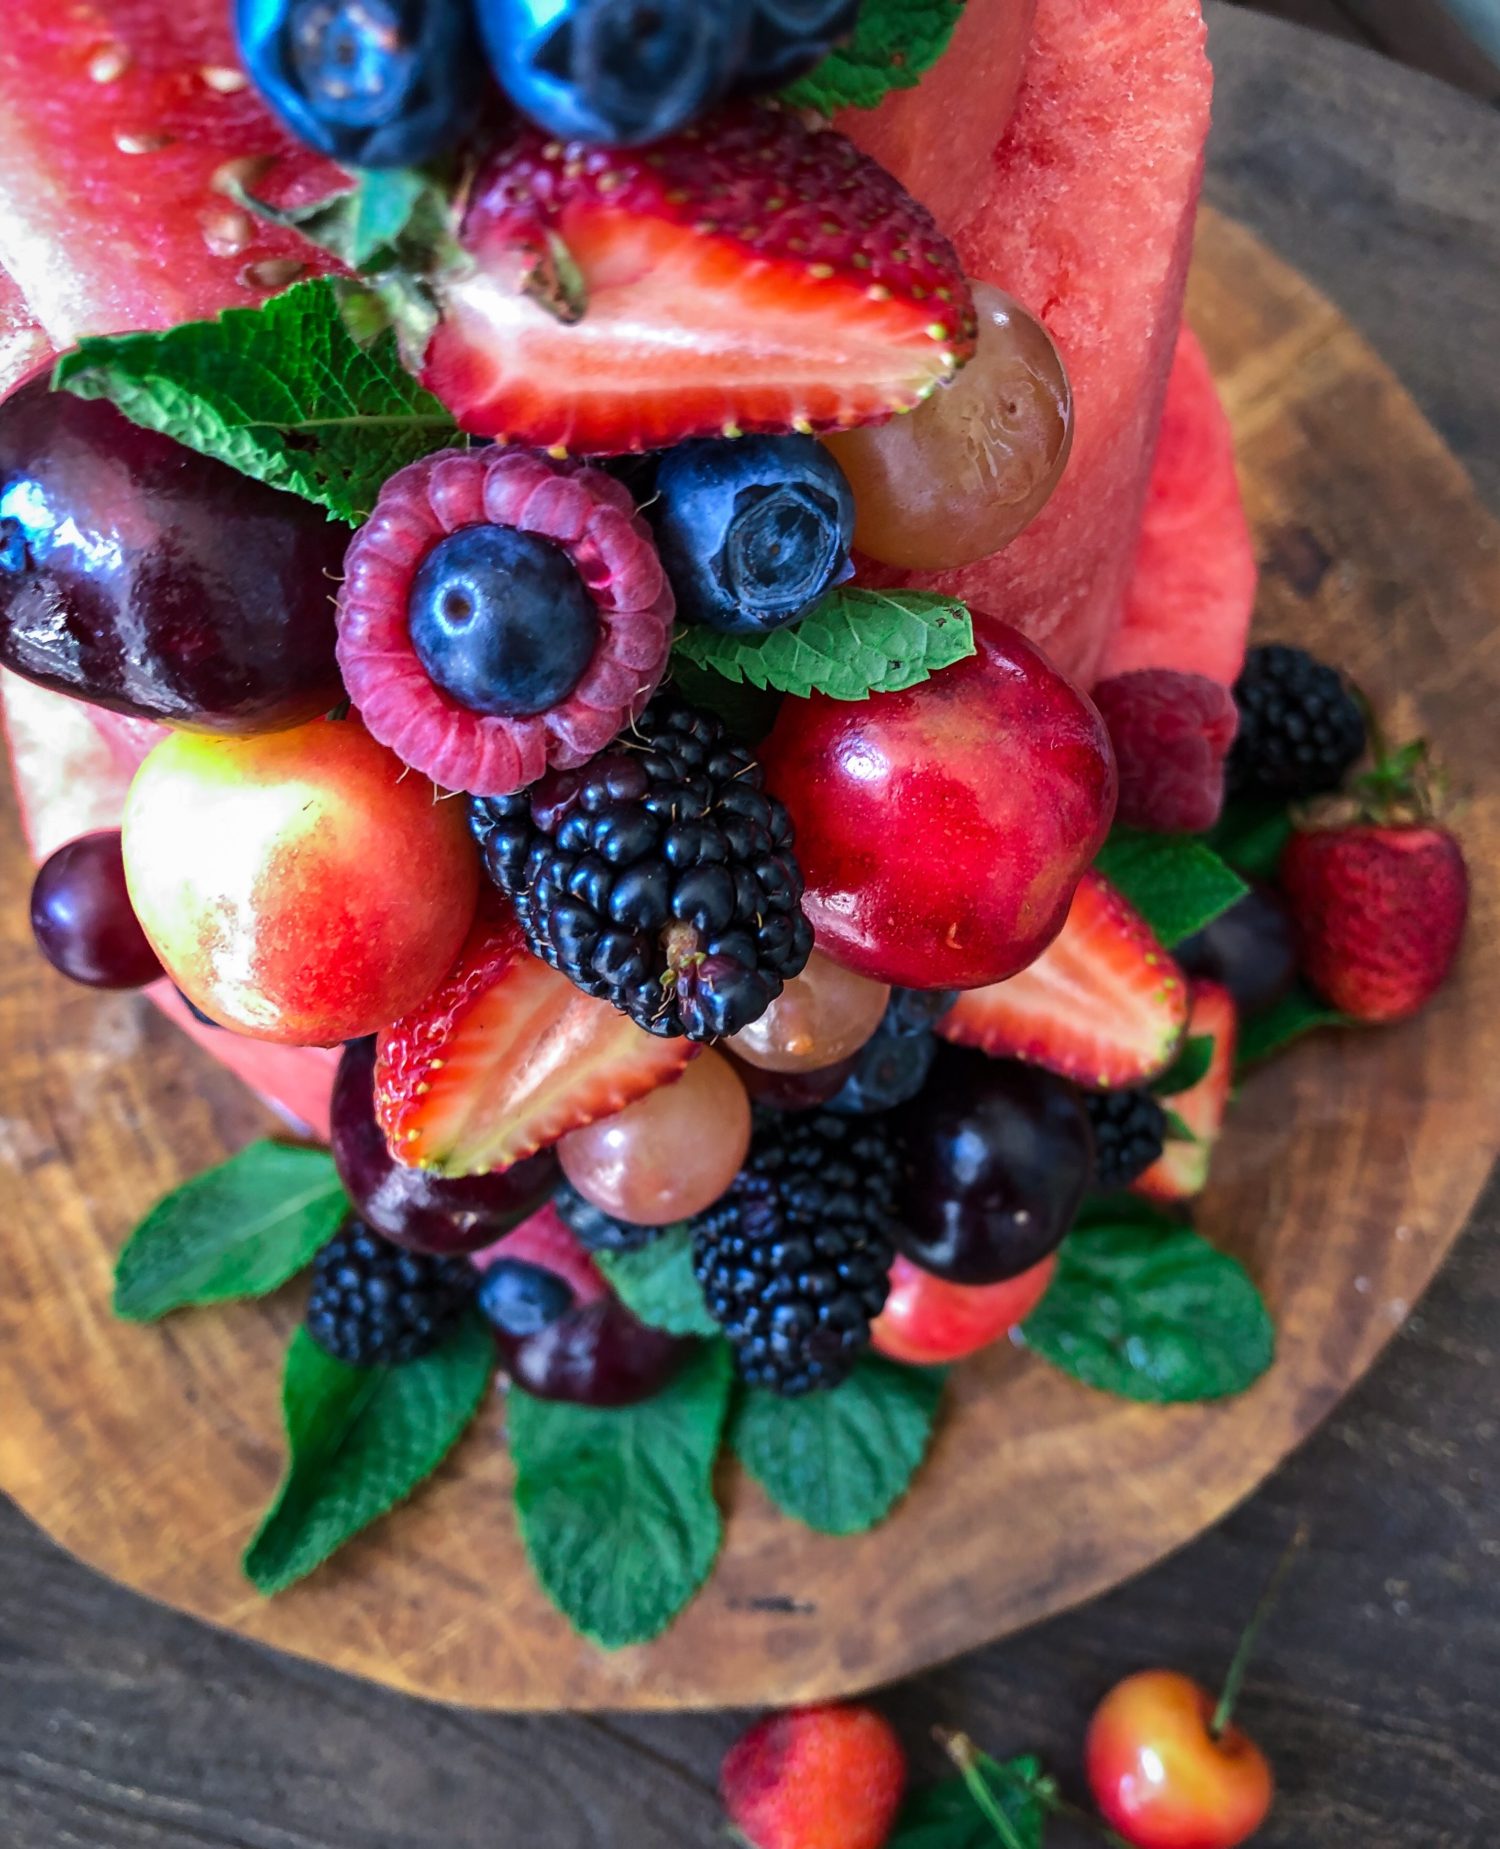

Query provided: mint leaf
[244,1312,494,1593]
[1162,1108,1197,1143]
[673,589,973,703]
[1022,1215,1274,1402]
[891,1755,1047,1849]
[594,1226,717,1338]
[1093,829,1247,947]
[732,1355,946,1535]
[113,1141,346,1322]
[1237,984,1354,1070]
[1153,1034,1214,1097]
[1209,799,1294,883]
[509,1343,732,1647]
[667,657,784,742]
[782,0,965,114]
[54,279,459,526]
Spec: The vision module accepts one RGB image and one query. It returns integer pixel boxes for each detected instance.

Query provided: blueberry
[827,1029,937,1115]
[740,0,863,90]
[235,0,487,169]
[481,0,749,146]
[477,1258,576,1338]
[408,525,599,718]
[652,437,856,636]
[884,988,958,1038]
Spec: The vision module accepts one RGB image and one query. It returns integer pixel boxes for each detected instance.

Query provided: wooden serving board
[1,209,1496,1713]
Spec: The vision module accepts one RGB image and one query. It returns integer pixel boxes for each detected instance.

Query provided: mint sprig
[1237,985,1355,1071]
[244,1311,494,1593]
[732,1356,947,1535]
[594,1227,718,1338]
[1093,828,1248,948]
[1153,1034,1214,1097]
[781,0,965,115]
[113,1141,347,1322]
[508,1344,732,1648]
[673,588,974,702]
[54,279,459,526]
[890,1753,1047,1849]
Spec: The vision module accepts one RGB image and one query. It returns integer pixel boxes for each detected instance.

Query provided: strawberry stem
[1209,1522,1310,1740]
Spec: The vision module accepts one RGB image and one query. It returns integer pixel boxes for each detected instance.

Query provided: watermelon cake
[0,0,1468,1648]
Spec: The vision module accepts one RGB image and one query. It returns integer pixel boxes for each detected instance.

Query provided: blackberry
[470,693,813,1041]
[552,1177,669,1255]
[693,1113,899,1395]
[305,1221,475,1367]
[1226,644,1366,801]
[884,987,958,1037]
[1084,1088,1168,1192]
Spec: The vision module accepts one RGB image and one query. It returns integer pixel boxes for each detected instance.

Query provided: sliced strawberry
[376,898,695,1178]
[938,872,1189,1088]
[420,103,977,455]
[1134,980,1237,1202]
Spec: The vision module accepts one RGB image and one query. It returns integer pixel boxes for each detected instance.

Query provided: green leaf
[781,0,965,114]
[1162,1108,1197,1144]
[732,1355,946,1535]
[1021,1215,1275,1403]
[1209,799,1295,883]
[672,588,974,703]
[594,1226,718,1338]
[890,1756,1047,1849]
[54,279,460,526]
[509,1344,732,1648]
[1153,1034,1214,1097]
[1237,984,1354,1070]
[1093,828,1248,948]
[667,657,784,743]
[113,1141,347,1322]
[244,1312,494,1593]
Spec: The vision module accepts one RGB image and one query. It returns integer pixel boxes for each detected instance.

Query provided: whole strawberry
[1281,739,1468,1024]
[722,1704,907,1849]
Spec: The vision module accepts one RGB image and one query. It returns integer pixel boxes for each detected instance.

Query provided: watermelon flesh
[1098,325,1258,686]
[848,0,1214,689]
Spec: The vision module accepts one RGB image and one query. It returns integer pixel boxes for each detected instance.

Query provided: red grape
[30,829,161,988]
[498,1297,688,1407]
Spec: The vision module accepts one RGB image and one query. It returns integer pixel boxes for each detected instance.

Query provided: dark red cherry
[331,1038,557,1254]
[0,378,346,731]
[1175,886,1297,1018]
[31,829,162,988]
[497,1297,688,1407]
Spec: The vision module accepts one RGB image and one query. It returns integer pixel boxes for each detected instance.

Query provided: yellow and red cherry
[825,280,1073,571]
[871,1251,1057,1366]
[727,949,890,1074]
[121,717,479,1045]
[557,1049,750,1225]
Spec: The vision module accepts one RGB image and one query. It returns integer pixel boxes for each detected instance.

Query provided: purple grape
[30,829,161,988]
[727,1047,859,1112]
[1175,886,1298,1017]
[497,1298,688,1408]
[0,379,346,732]
[331,1038,557,1255]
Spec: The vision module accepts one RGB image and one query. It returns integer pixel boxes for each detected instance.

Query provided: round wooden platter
[1,208,1497,1714]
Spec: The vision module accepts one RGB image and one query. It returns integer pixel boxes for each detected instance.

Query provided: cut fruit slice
[376,900,696,1178]
[938,872,1189,1088]
[1099,326,1259,687]
[1134,979,1237,1201]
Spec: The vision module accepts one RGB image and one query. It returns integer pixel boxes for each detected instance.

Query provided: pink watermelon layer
[1099,326,1257,686]
[849,0,1213,688]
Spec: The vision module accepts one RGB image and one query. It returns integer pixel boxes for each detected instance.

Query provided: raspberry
[305,1222,475,1367]
[1083,1088,1168,1191]
[1227,644,1366,802]
[337,448,675,797]
[1092,669,1238,834]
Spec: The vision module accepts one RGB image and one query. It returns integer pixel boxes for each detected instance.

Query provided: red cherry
[871,1251,1056,1366]
[1085,1670,1273,1849]
[759,614,1116,989]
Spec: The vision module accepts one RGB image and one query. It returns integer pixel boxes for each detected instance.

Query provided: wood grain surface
[1,6,1498,1839]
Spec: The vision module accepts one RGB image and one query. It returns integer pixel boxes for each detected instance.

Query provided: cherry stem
[937,1732,1133,1849]
[1210,1521,1310,1741]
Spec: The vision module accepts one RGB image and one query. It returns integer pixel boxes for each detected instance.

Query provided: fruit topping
[498,1294,689,1406]
[1134,980,1236,1203]
[236,0,488,168]
[419,103,977,454]
[1226,643,1366,803]
[375,895,694,1176]
[693,1111,899,1394]
[470,693,814,1041]
[827,281,1072,571]
[477,1256,576,1338]
[0,379,345,732]
[122,717,480,1044]
[480,0,747,146]
[1083,1087,1169,1193]
[30,830,162,989]
[557,1047,751,1225]
[871,1250,1058,1368]
[825,1021,937,1116]
[1176,886,1297,1018]
[895,1049,1092,1285]
[938,872,1188,1089]
[332,1037,557,1253]
[305,1220,476,1366]
[721,1703,908,1849]
[727,949,889,1075]
[551,1176,669,1255]
[651,436,855,636]
[337,447,674,797]
[761,615,1116,989]
[1092,668,1238,835]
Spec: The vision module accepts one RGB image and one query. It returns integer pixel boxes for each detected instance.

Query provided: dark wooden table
[2,10,1497,1844]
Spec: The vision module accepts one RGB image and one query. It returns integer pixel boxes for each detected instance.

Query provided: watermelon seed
[200,204,253,259]
[200,65,248,95]
[115,130,175,155]
[87,44,132,84]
